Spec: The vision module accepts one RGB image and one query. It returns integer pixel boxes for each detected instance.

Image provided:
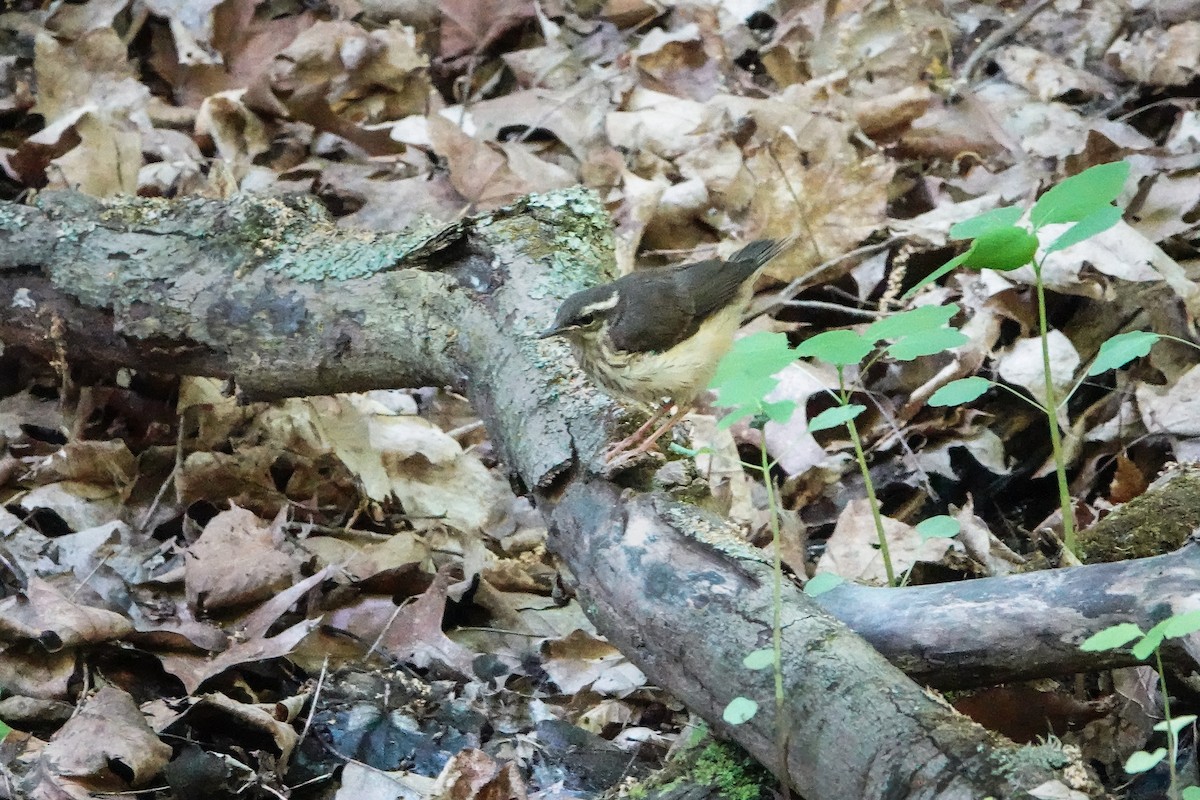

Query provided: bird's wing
[677,253,761,321]
[605,270,696,354]
[607,238,793,354]
[676,236,796,321]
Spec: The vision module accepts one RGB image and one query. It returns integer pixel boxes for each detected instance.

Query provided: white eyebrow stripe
[579,293,620,315]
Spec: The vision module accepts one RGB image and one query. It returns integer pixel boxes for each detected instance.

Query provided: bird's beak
[537,325,563,339]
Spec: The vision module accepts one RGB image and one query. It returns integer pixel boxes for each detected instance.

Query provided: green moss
[690,741,769,800]
[615,728,772,800]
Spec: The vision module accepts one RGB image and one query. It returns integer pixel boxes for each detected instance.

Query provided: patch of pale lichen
[490,187,615,299]
[236,196,448,282]
[989,739,1098,795]
[82,193,464,283]
[479,187,616,403]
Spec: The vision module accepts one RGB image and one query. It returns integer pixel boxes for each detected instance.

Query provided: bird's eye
[577,313,596,326]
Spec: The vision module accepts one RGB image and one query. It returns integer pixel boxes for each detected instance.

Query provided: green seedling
[708,306,969,730]
[908,161,1134,556]
[710,331,798,735]
[1082,610,1200,798]
[794,303,968,586]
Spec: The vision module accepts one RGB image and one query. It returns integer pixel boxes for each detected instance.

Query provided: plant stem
[833,368,895,585]
[847,418,894,585]
[1034,272,1077,555]
[760,442,787,773]
[1156,648,1180,797]
[991,380,1049,412]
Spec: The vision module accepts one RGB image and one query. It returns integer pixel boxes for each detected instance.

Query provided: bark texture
[545,480,1078,799]
[823,538,1200,687]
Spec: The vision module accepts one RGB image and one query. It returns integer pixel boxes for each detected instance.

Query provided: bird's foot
[601,436,653,464]
[604,403,673,458]
[601,405,690,468]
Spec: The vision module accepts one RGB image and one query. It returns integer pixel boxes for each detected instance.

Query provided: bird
[538,236,795,464]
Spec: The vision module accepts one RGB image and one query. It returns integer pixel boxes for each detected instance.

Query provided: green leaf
[0,719,9,742]
[1031,161,1130,228]
[1154,715,1197,736]
[886,328,969,361]
[804,572,844,596]
[902,248,974,298]
[759,400,795,424]
[710,332,797,393]
[1181,787,1200,800]
[709,332,798,428]
[1132,623,1167,660]
[710,373,774,409]
[1163,609,1200,639]
[716,410,744,431]
[743,649,775,670]
[1087,331,1160,376]
[1044,205,1123,255]
[794,330,873,366]
[713,398,768,430]
[1124,748,1167,774]
[1080,622,1144,652]
[962,226,1039,271]
[808,404,866,432]
[916,516,960,540]
[949,205,1024,240]
[723,697,758,725]
[902,249,973,299]
[928,376,991,406]
[866,304,960,341]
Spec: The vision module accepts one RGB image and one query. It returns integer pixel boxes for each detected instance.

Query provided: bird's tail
[729,234,799,268]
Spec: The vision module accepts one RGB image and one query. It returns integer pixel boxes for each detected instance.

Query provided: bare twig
[953,0,1057,92]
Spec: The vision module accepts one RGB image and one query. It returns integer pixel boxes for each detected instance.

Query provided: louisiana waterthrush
[539,237,795,463]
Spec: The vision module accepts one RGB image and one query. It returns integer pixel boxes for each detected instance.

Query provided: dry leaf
[185,506,302,613]
[37,686,171,792]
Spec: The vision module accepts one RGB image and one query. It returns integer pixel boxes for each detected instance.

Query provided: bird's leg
[604,404,692,465]
[603,401,673,461]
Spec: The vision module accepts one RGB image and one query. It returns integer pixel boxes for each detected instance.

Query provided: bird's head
[537,285,620,344]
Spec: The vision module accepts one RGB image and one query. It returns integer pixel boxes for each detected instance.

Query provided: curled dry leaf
[160,568,329,694]
[992,45,1114,102]
[178,692,299,768]
[430,747,528,800]
[315,394,513,534]
[540,629,647,697]
[0,648,77,701]
[0,578,132,650]
[30,30,149,195]
[378,564,477,677]
[35,686,171,793]
[996,331,1080,419]
[1106,21,1200,87]
[1136,364,1200,438]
